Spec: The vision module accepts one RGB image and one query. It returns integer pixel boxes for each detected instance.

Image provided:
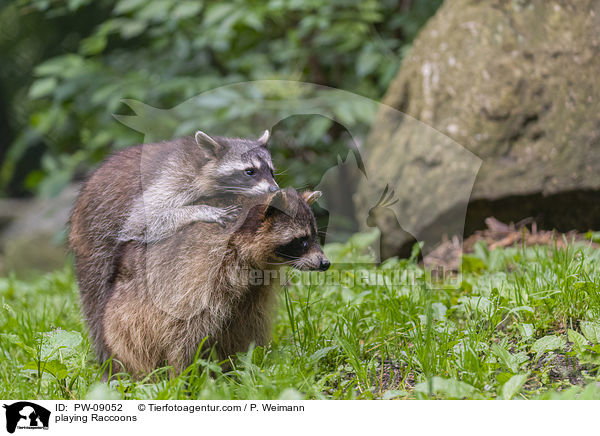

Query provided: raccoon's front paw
[216,205,242,228]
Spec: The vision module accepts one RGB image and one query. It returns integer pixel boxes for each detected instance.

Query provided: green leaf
[382,390,408,400]
[114,0,146,14]
[568,329,589,353]
[42,360,70,380]
[242,11,263,31]
[67,0,91,11]
[495,372,513,384]
[172,1,202,20]
[517,323,535,339]
[308,346,336,363]
[119,19,147,39]
[415,377,476,399]
[580,322,600,344]
[0,333,36,356]
[531,335,566,358]
[502,373,528,400]
[80,34,107,55]
[137,0,172,22]
[23,360,69,380]
[33,54,85,78]
[203,3,235,26]
[0,333,21,345]
[491,343,519,373]
[41,329,83,360]
[29,77,58,99]
[356,47,380,77]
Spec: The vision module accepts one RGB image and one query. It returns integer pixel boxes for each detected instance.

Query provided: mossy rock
[356,0,600,257]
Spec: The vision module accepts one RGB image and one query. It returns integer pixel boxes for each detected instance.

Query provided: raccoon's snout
[257,179,278,194]
[291,252,330,271]
[319,257,331,271]
[308,254,330,271]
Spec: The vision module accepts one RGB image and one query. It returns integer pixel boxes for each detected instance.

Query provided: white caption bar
[0,400,595,435]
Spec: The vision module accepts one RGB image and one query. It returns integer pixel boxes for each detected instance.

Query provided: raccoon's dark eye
[276,236,309,260]
[245,168,256,176]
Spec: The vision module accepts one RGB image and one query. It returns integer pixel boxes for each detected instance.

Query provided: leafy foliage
[1,0,443,196]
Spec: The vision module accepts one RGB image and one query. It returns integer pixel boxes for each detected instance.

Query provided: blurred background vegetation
[0,0,442,198]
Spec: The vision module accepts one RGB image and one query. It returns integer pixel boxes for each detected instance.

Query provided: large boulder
[356,0,600,258]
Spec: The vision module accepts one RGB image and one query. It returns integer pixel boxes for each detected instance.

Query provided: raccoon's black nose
[319,258,331,271]
[268,185,279,192]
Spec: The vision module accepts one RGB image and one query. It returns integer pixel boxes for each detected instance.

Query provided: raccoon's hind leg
[102,279,166,377]
[119,204,241,242]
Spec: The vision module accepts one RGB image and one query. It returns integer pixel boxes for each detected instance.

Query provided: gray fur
[119,131,277,242]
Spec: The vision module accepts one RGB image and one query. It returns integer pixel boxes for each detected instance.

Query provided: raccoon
[101,188,329,376]
[69,130,278,362]
[119,130,278,242]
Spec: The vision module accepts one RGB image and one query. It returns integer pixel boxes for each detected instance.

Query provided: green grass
[1,232,600,400]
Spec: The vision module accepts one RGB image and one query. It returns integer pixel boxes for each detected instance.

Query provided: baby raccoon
[120,130,278,242]
[101,188,329,376]
[69,130,278,362]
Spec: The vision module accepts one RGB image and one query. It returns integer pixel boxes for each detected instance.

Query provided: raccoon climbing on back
[102,188,329,376]
[121,130,278,242]
[69,130,278,363]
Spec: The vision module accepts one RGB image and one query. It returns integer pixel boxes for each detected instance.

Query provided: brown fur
[102,189,326,376]
[79,186,326,376]
[69,134,276,363]
[69,144,148,362]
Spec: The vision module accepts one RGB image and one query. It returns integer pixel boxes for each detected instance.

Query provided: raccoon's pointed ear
[257,129,270,146]
[301,190,322,205]
[195,131,222,156]
[239,190,287,233]
[265,189,287,217]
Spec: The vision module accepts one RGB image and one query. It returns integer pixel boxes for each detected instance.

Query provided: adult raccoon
[101,188,329,376]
